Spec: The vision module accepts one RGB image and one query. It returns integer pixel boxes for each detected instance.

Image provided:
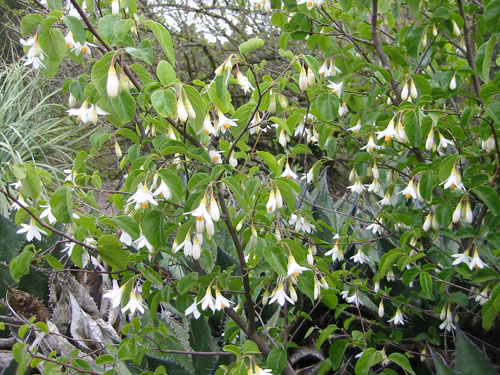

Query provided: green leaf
[438,155,458,182]
[388,353,415,375]
[481,284,500,330]
[431,350,457,375]
[143,210,165,248]
[115,215,140,239]
[485,0,500,32]
[98,15,119,45]
[183,85,206,134]
[21,164,41,200]
[50,186,73,224]
[402,110,420,147]
[316,324,338,351]
[47,0,62,11]
[98,235,127,269]
[63,16,86,44]
[116,128,140,144]
[177,272,198,295]
[355,348,381,375]
[455,330,497,375]
[315,92,339,122]
[406,25,425,59]
[114,19,135,42]
[473,185,500,216]
[329,339,349,371]
[39,28,66,61]
[265,243,288,276]
[242,341,260,354]
[44,254,63,269]
[239,37,265,55]
[145,20,176,67]
[126,39,153,65]
[266,348,287,374]
[419,271,433,298]
[256,151,279,175]
[21,14,44,36]
[137,263,163,286]
[157,60,177,86]
[111,91,136,124]
[483,36,497,83]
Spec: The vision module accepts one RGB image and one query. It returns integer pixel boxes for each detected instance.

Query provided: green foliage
[4,1,500,375]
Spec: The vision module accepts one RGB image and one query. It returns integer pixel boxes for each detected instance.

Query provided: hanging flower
[64,31,76,49]
[350,249,370,264]
[281,162,297,179]
[200,287,217,312]
[269,280,295,306]
[209,150,223,164]
[184,300,201,319]
[439,305,455,332]
[399,178,418,199]
[218,110,239,134]
[122,288,145,315]
[134,234,153,252]
[40,204,56,224]
[17,219,47,241]
[103,280,125,308]
[360,136,382,153]
[441,166,465,191]
[88,104,109,124]
[324,241,343,262]
[340,289,362,306]
[72,41,96,57]
[153,180,172,200]
[388,307,406,326]
[236,70,254,93]
[287,255,308,277]
[214,288,234,310]
[67,99,90,123]
[376,117,397,142]
[469,248,485,270]
[327,81,343,97]
[127,183,158,209]
[347,178,366,194]
[348,120,362,134]
[266,189,276,213]
[20,35,46,70]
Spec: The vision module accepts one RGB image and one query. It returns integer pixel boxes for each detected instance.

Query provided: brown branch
[371,0,399,101]
[457,0,483,105]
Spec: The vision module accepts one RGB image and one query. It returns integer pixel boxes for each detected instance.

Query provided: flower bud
[372,162,379,180]
[120,69,130,92]
[465,201,473,224]
[422,31,427,48]
[432,214,439,230]
[264,0,271,12]
[68,93,77,108]
[229,155,237,168]
[289,284,298,302]
[320,276,329,289]
[423,212,432,232]
[307,247,314,266]
[374,280,380,293]
[279,128,287,148]
[452,202,462,223]
[449,73,457,90]
[452,20,460,36]
[107,65,120,99]
[299,65,308,91]
[410,79,418,99]
[425,128,434,151]
[378,300,385,318]
[111,0,119,15]
[400,80,409,101]
[307,66,315,87]
[279,93,288,109]
[432,24,438,36]
[269,91,276,113]
[185,98,196,120]
[236,219,244,231]
[420,347,427,362]
[275,188,283,209]
[177,97,188,123]
[262,289,269,305]
[115,141,122,159]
